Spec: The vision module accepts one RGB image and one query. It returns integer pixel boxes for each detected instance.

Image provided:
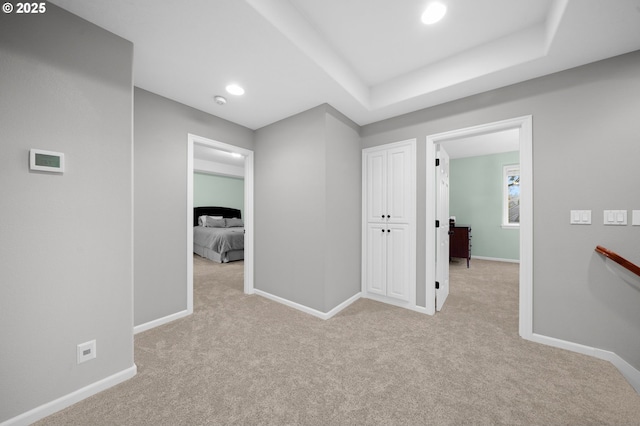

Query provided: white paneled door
[386,223,411,302]
[386,145,413,223]
[366,222,387,296]
[366,150,387,223]
[436,144,450,311]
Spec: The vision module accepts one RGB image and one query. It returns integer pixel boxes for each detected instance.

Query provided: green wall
[449,151,519,261]
[194,173,244,218]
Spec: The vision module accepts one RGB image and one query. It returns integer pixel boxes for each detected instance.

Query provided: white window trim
[503,164,520,228]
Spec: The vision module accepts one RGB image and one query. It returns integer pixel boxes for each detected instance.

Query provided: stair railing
[595,245,640,277]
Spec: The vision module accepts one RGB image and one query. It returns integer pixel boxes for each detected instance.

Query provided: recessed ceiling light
[421,2,447,25]
[213,95,227,105]
[226,84,245,96]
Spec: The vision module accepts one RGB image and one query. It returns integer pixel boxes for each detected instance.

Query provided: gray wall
[361,51,640,370]
[134,88,254,327]
[450,151,520,261]
[0,5,134,422]
[324,108,362,310]
[254,106,327,311]
[254,105,361,313]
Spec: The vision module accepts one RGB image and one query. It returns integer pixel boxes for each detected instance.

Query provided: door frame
[425,116,533,339]
[187,133,254,315]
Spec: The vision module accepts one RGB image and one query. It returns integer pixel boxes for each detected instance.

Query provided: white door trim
[425,116,533,337]
[435,145,450,311]
[187,134,255,315]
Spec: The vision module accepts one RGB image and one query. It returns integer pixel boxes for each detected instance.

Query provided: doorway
[426,116,533,339]
[187,134,254,315]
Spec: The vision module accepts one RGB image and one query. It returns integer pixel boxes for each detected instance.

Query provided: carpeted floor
[37,257,640,425]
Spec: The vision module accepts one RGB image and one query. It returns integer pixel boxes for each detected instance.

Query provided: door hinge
[436,158,440,167]
[435,220,440,228]
[435,281,440,289]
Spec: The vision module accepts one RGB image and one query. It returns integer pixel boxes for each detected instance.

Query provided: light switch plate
[632,210,640,226]
[570,210,591,225]
[603,210,627,226]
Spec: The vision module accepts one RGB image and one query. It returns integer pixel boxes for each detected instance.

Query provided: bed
[193,206,244,263]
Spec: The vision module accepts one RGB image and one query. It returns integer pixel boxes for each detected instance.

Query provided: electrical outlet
[77,340,96,364]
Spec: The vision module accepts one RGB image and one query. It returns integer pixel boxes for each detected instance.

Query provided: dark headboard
[194,206,241,226]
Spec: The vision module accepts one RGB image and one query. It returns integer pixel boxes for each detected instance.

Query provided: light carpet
[36,257,640,425]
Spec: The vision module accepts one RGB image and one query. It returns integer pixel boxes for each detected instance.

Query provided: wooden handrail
[595,246,640,277]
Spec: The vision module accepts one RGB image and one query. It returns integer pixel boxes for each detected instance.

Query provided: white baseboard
[253,289,361,320]
[471,255,520,263]
[134,309,191,334]
[325,292,362,319]
[606,353,640,393]
[362,293,432,315]
[1,365,137,426]
[528,333,640,393]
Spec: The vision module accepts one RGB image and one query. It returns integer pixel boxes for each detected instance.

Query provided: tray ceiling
[50,0,640,129]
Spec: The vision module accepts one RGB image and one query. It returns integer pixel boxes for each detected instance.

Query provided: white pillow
[199,215,222,226]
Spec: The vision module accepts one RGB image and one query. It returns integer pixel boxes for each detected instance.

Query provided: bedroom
[193,143,246,265]
[446,129,521,265]
[440,131,521,319]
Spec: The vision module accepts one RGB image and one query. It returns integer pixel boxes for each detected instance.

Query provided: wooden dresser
[449,225,472,268]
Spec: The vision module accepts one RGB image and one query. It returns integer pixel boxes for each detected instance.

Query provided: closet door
[386,223,410,301]
[366,150,387,223]
[386,144,412,224]
[362,139,416,307]
[366,223,387,296]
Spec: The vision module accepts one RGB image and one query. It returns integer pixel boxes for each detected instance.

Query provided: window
[503,165,520,228]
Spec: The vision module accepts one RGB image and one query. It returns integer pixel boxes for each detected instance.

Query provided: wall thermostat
[30,149,65,173]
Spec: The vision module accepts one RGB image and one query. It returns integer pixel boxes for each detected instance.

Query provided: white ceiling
[290,0,553,87]
[193,144,245,167]
[50,0,640,131]
[443,128,520,159]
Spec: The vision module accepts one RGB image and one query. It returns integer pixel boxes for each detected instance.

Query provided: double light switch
[604,210,627,226]
[570,210,591,225]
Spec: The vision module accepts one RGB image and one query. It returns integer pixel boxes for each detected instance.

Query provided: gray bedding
[193,226,244,254]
